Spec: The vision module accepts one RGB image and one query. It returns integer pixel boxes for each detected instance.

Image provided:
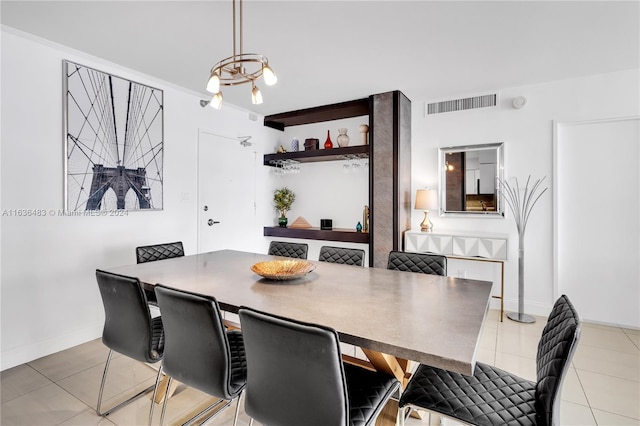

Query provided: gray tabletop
[104,249,492,375]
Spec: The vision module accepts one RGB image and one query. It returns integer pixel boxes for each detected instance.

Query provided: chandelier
[203,0,277,109]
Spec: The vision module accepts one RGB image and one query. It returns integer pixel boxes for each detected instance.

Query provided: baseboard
[1,321,103,371]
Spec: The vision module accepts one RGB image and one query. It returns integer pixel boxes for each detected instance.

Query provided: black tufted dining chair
[319,246,365,267]
[135,241,184,305]
[135,241,185,264]
[95,270,164,418]
[238,307,400,426]
[151,285,247,426]
[398,295,581,426]
[387,251,447,276]
[268,241,308,259]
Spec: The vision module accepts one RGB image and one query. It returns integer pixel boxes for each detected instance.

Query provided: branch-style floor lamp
[499,176,548,323]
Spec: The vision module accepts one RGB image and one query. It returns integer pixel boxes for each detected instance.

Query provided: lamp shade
[210,92,223,109]
[206,72,220,94]
[251,84,263,105]
[415,189,438,210]
[263,65,277,86]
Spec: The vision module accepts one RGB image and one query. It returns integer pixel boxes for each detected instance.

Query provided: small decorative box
[304,138,319,150]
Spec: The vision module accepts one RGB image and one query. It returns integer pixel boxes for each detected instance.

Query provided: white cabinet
[405,231,507,260]
[405,233,451,254]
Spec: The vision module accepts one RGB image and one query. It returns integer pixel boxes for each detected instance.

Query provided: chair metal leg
[232,390,244,426]
[159,376,173,426]
[155,376,240,426]
[97,349,156,417]
[149,365,164,425]
[96,349,114,416]
[159,385,233,426]
[399,405,436,426]
[398,405,411,426]
[183,399,228,426]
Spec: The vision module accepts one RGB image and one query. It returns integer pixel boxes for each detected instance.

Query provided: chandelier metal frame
[210,53,271,87]
[204,0,276,108]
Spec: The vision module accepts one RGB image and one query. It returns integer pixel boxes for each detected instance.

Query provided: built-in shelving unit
[263,91,411,266]
[263,145,368,166]
[264,227,369,244]
[263,98,372,246]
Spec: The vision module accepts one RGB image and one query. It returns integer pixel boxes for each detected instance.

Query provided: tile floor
[1,309,639,425]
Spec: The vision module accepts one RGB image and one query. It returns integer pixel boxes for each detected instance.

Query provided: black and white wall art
[63,60,164,211]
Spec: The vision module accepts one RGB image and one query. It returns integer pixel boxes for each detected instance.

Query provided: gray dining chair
[268,241,308,259]
[94,270,164,418]
[238,306,400,426]
[398,295,581,426]
[319,246,365,267]
[151,285,247,426]
[387,251,447,276]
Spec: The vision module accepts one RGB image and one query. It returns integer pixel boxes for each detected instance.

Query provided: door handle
[208,219,220,226]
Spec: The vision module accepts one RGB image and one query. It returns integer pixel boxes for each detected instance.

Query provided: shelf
[264,226,369,244]
[263,145,369,166]
[264,98,370,131]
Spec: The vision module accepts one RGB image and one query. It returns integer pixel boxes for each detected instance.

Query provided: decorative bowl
[251,260,316,281]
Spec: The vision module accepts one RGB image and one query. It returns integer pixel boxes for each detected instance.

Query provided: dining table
[104,249,493,425]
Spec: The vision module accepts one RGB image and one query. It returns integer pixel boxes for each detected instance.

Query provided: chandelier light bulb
[251,84,263,105]
[206,72,221,94]
[210,92,223,109]
[262,65,277,86]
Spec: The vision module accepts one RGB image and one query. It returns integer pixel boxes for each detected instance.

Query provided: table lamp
[415,188,438,232]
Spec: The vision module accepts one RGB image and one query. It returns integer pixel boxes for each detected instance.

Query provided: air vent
[427,94,497,114]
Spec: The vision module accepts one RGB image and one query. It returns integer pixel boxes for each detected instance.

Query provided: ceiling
[2,1,638,116]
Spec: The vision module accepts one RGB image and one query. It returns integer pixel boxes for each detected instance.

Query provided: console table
[404,230,508,321]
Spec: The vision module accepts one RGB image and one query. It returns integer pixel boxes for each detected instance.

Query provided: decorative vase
[359,124,369,145]
[337,128,350,147]
[278,217,288,228]
[356,221,363,232]
[291,138,299,152]
[324,130,333,149]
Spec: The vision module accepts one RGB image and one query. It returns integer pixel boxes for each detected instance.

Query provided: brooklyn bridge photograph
[64,61,163,211]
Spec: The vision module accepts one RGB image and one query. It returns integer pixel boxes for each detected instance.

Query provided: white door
[555,117,639,328]
[197,131,257,253]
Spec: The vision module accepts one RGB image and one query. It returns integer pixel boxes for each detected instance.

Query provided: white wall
[411,69,640,319]
[0,29,276,370]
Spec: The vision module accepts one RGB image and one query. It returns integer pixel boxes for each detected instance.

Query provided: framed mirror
[439,142,504,217]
